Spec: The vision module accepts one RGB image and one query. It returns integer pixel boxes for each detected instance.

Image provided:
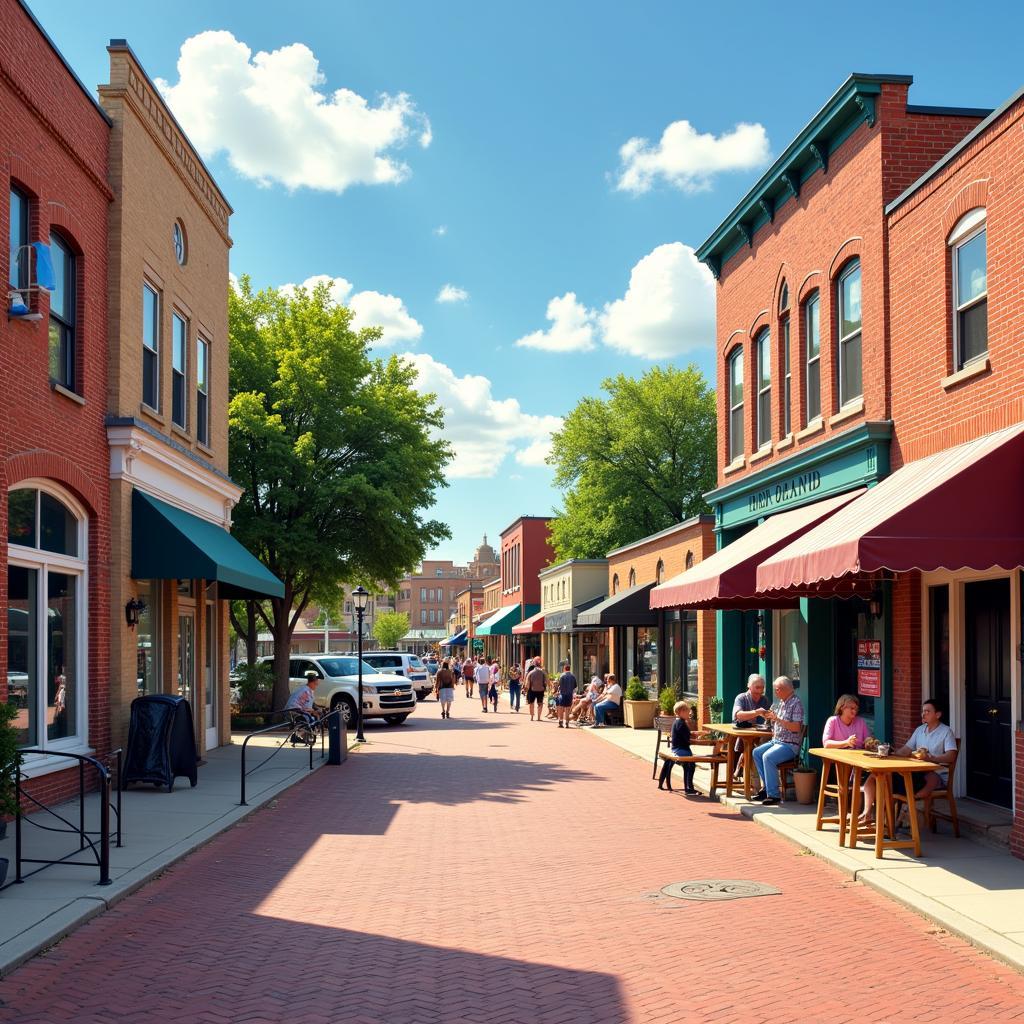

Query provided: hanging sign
[856,638,882,697]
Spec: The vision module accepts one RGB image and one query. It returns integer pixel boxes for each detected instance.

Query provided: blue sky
[31,0,1024,564]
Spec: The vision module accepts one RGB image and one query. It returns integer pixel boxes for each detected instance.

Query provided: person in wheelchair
[285,669,324,744]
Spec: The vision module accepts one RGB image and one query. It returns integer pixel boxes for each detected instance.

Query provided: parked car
[257,654,416,727]
[424,655,439,681]
[361,651,432,700]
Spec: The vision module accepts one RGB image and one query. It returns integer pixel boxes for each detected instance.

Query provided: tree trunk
[271,595,295,710]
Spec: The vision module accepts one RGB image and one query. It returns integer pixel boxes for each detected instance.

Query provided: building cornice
[604,514,716,559]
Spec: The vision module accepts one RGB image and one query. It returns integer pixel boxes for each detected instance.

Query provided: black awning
[575,582,657,628]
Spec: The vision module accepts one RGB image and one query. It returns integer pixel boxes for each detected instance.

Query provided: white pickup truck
[259,654,416,727]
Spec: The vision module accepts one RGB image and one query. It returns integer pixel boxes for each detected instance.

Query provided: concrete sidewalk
[585,722,1024,973]
[0,732,348,976]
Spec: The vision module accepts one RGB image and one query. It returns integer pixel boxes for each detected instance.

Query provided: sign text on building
[747,470,822,515]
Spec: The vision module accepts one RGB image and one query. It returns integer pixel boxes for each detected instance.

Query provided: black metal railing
[239,707,344,806]
[7,749,123,889]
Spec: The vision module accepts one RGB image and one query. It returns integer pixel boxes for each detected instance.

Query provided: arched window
[49,232,77,391]
[7,482,88,752]
[755,329,771,449]
[804,291,821,423]
[655,560,664,584]
[727,346,744,461]
[612,573,619,595]
[628,568,637,588]
[779,282,791,436]
[685,551,694,570]
[836,260,862,407]
[949,208,987,370]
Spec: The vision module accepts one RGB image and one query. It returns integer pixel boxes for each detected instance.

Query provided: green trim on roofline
[696,74,912,279]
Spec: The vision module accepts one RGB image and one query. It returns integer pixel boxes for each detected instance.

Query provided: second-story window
[779,283,791,437]
[756,329,771,450]
[172,312,187,429]
[805,292,821,423]
[196,337,210,446]
[9,187,29,291]
[950,208,987,370]
[728,346,744,462]
[142,284,160,410]
[48,234,75,391]
[837,261,862,407]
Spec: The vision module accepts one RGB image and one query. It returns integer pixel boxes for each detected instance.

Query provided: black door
[964,579,1012,807]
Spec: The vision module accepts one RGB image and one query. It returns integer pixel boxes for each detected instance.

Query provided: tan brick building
[100,42,280,756]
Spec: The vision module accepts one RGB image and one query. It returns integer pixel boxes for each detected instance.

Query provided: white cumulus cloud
[434,225,448,236]
[600,243,716,359]
[436,284,469,304]
[513,292,597,353]
[402,352,562,478]
[279,274,422,347]
[156,30,431,193]
[616,119,770,194]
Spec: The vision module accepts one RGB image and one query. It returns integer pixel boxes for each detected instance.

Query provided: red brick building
[676,70,1024,856]
[1,0,112,803]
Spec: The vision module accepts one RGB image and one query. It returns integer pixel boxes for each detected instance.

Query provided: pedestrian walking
[525,657,547,721]
[507,663,522,712]
[463,657,476,697]
[555,660,576,729]
[489,659,500,711]
[435,660,456,719]
[474,657,491,712]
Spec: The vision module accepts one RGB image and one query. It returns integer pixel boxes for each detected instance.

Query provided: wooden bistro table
[707,722,773,801]
[808,747,941,859]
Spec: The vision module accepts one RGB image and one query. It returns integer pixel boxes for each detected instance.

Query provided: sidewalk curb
[0,758,330,978]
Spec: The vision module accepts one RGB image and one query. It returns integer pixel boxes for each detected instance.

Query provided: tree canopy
[372,610,410,650]
[228,276,451,704]
[547,365,716,560]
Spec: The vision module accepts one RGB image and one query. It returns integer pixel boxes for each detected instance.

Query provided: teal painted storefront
[708,423,893,756]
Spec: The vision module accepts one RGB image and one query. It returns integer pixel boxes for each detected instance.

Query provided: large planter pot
[709,708,724,724]
[623,699,658,729]
[793,769,818,805]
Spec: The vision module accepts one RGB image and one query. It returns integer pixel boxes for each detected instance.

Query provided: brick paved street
[4,696,1024,1024]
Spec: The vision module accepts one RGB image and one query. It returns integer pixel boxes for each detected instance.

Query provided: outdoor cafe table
[706,722,773,801]
[808,747,942,859]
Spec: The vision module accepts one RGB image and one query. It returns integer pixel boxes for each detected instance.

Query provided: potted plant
[657,682,678,716]
[708,695,724,724]
[0,702,23,887]
[793,745,818,805]
[623,676,657,729]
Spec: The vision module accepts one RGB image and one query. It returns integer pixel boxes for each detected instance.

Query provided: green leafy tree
[229,276,451,707]
[548,365,716,560]
[372,610,410,650]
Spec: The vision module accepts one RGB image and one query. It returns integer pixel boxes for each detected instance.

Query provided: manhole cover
[660,880,781,902]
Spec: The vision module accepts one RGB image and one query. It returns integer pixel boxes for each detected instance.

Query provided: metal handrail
[239,707,344,806]
[9,748,123,888]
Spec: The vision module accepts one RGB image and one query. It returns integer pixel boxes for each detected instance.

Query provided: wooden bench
[657,737,730,798]
[652,715,716,778]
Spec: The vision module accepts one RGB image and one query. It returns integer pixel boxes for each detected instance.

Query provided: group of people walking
[431,654,622,726]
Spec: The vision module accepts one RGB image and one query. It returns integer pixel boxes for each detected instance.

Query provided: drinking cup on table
[877,743,891,757]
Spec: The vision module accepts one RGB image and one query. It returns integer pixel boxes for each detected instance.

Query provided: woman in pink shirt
[822,694,873,823]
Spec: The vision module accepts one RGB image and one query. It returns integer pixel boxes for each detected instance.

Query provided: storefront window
[929,585,950,714]
[136,581,158,697]
[7,484,86,752]
[631,626,659,686]
[665,612,698,696]
[582,632,607,682]
[775,609,806,691]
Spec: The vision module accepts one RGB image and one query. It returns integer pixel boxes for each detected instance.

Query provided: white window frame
[171,311,188,430]
[950,208,988,372]
[727,346,744,462]
[196,336,210,446]
[756,329,771,450]
[8,481,90,773]
[837,261,862,408]
[142,282,161,411]
[781,316,791,437]
[804,292,821,424]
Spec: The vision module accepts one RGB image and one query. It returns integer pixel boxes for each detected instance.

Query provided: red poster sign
[856,639,882,697]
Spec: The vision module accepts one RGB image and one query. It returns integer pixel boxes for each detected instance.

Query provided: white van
[361,651,432,701]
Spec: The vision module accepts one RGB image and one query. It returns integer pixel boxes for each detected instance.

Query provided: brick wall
[0,0,112,806]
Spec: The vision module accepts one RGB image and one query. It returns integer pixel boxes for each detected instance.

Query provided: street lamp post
[352,586,369,743]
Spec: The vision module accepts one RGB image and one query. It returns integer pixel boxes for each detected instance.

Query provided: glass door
[177,613,195,705]
[204,601,218,750]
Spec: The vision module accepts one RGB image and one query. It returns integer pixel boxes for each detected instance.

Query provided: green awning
[131,489,284,600]
[475,603,523,636]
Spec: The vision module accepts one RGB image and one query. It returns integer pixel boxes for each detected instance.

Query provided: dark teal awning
[475,604,523,636]
[131,489,284,600]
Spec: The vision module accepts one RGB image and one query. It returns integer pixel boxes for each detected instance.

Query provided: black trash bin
[122,694,199,792]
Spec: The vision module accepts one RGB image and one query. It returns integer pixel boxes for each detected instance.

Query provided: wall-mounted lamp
[125,597,147,629]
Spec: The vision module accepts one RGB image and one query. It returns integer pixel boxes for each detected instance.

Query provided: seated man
[731,673,771,779]
[284,670,323,742]
[887,698,958,823]
[590,674,622,728]
[752,675,803,806]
